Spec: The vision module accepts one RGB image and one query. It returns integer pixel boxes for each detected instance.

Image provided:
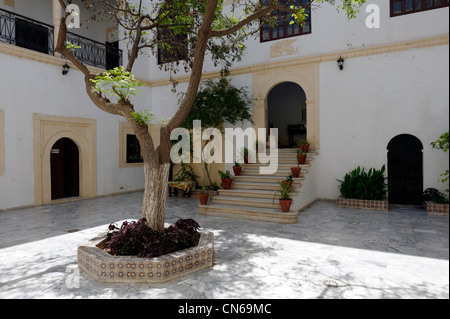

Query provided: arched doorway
[50,138,80,200]
[387,134,423,205]
[267,82,306,148]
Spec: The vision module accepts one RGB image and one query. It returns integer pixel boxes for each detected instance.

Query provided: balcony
[0,8,122,70]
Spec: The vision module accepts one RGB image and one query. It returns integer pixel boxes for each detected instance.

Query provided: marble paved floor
[0,192,448,299]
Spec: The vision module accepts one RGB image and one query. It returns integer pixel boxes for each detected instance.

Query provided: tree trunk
[141,161,170,231]
[135,123,172,232]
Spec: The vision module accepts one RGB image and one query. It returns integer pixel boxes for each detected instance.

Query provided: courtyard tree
[55,0,365,231]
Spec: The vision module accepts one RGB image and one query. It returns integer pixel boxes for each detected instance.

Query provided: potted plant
[281,174,294,189]
[242,147,249,164]
[218,170,233,189]
[197,185,210,205]
[256,140,265,153]
[232,162,242,176]
[296,148,307,165]
[297,139,310,153]
[273,182,296,212]
[290,153,302,178]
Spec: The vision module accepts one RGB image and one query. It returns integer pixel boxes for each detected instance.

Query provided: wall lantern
[62,63,70,75]
[337,56,344,71]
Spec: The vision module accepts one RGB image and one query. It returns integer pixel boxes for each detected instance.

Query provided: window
[126,134,143,164]
[15,18,51,54]
[157,27,188,64]
[260,0,311,43]
[119,122,143,167]
[391,0,448,16]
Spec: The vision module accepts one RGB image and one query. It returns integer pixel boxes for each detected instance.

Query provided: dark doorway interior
[51,138,80,200]
[106,41,120,70]
[267,82,306,148]
[387,134,423,205]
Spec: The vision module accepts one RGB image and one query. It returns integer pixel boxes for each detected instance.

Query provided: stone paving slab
[0,193,448,299]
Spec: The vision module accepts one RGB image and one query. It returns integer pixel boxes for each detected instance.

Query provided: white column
[53,0,62,57]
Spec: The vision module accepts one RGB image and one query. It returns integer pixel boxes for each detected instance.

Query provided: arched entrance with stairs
[267,82,307,148]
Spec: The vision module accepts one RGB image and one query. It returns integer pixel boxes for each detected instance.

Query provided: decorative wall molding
[32,114,97,206]
[147,34,449,87]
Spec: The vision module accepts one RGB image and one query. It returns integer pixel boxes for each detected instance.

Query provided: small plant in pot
[290,154,302,178]
[198,185,210,205]
[232,162,242,176]
[218,170,233,189]
[297,139,310,153]
[281,174,294,189]
[273,182,296,212]
[296,149,307,165]
[242,147,249,164]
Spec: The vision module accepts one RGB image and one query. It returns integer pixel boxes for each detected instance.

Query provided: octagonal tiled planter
[78,230,214,283]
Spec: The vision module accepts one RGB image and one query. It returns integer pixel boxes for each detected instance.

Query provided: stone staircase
[197,148,316,223]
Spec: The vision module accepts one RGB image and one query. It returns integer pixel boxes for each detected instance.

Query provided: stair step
[234,175,303,183]
[212,195,283,209]
[240,168,308,177]
[233,181,301,191]
[244,158,312,165]
[244,163,310,168]
[198,203,298,224]
[218,188,299,199]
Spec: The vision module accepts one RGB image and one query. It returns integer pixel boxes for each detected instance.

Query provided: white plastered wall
[316,44,449,200]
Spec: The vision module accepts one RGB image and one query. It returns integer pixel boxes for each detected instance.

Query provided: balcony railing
[65,32,122,70]
[0,8,54,55]
[0,8,122,69]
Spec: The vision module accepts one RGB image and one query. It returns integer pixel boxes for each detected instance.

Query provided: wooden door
[51,138,79,200]
[387,134,423,205]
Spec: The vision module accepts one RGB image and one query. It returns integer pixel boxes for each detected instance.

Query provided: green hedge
[337,165,388,200]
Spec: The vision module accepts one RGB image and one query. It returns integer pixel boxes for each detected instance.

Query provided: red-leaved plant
[104,218,200,258]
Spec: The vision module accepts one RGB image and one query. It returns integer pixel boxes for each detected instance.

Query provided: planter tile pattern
[424,201,449,215]
[336,197,389,211]
[78,230,214,283]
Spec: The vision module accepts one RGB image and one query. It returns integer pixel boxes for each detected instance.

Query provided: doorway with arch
[387,134,423,205]
[266,82,307,148]
[50,137,80,200]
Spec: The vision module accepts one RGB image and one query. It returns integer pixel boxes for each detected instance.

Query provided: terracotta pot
[244,155,249,164]
[281,181,293,189]
[279,199,292,212]
[290,167,301,178]
[300,144,310,153]
[297,154,307,165]
[221,178,233,189]
[198,193,209,205]
[233,166,242,176]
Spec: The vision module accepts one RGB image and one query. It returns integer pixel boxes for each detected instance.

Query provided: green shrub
[423,188,449,204]
[337,165,387,200]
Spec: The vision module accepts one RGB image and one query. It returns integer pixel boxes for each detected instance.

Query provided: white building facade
[0,0,448,211]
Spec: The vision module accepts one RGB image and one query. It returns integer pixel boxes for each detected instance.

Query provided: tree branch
[210,3,300,38]
[55,2,121,116]
[168,0,220,131]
